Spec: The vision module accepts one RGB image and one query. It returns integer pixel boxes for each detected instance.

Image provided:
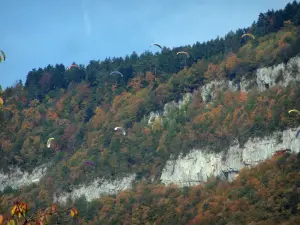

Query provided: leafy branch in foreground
[0,200,78,225]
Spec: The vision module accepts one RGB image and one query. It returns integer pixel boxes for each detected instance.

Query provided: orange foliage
[91,107,107,129]
[210,105,222,117]
[1,140,12,152]
[145,71,156,88]
[21,121,33,130]
[143,127,151,135]
[193,112,210,124]
[239,92,248,102]
[204,63,221,80]
[111,92,133,114]
[111,95,122,114]
[62,124,77,141]
[223,92,239,106]
[76,83,89,96]
[128,76,143,91]
[225,53,240,71]
[151,185,166,196]
[46,110,58,120]
[55,94,68,112]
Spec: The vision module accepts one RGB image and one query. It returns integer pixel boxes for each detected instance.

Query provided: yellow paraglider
[241,33,255,39]
[176,51,189,57]
[0,50,6,63]
[288,109,300,115]
[47,137,55,148]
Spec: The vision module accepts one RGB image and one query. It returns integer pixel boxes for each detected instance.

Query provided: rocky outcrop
[256,56,300,92]
[160,126,300,187]
[201,56,300,100]
[53,174,135,203]
[0,164,48,191]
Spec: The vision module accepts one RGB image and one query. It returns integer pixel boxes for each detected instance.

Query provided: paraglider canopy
[110,71,124,77]
[241,33,255,39]
[47,138,55,148]
[288,109,300,115]
[67,63,79,70]
[176,51,189,57]
[83,161,95,166]
[114,126,126,135]
[0,50,6,63]
[151,43,163,49]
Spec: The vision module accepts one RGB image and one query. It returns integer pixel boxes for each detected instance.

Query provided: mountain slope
[0,1,300,221]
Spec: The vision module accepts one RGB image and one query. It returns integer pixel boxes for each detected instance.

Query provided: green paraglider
[151,43,163,49]
[0,50,6,63]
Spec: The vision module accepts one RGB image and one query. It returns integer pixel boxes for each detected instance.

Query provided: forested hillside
[1,1,300,190]
[1,1,300,224]
[1,152,300,224]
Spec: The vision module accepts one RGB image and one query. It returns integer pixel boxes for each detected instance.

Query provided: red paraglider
[83,161,95,166]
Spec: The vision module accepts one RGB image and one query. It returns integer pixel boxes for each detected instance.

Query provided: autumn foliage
[1,2,300,224]
[0,201,78,225]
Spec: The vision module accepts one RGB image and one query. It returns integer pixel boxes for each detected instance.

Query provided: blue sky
[0,0,293,88]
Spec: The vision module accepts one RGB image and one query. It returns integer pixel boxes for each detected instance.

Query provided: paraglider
[288,109,300,115]
[114,126,126,135]
[0,50,6,63]
[83,161,95,166]
[110,71,123,77]
[241,33,255,39]
[67,63,79,70]
[47,137,55,148]
[176,51,189,57]
[151,43,162,49]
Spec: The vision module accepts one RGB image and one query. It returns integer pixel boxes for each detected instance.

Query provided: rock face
[256,56,300,92]
[200,56,300,100]
[53,174,135,203]
[0,164,48,191]
[160,126,300,187]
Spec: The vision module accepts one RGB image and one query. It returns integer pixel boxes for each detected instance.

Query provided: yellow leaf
[70,209,75,217]
[9,219,15,225]
[10,206,17,216]
[18,212,21,218]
